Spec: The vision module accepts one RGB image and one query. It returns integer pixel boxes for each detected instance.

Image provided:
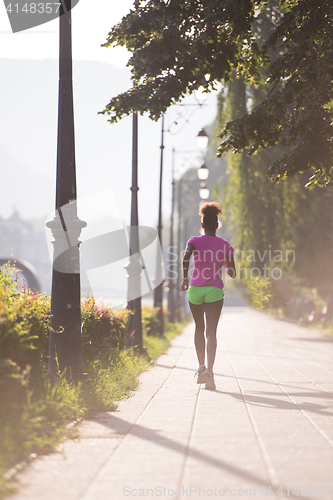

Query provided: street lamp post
[167,148,176,323]
[46,0,87,381]
[125,110,143,350]
[176,176,183,322]
[124,0,143,349]
[153,115,165,336]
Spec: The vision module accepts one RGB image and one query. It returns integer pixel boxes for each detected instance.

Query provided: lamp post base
[125,256,143,350]
[46,207,87,381]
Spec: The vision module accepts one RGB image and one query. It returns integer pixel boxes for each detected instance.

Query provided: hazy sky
[0,1,134,66]
[0,1,218,229]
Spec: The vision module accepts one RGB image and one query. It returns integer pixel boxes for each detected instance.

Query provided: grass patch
[82,349,148,413]
[143,321,187,360]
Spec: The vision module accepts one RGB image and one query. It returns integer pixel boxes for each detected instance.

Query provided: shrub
[142,306,165,336]
[81,293,129,365]
[244,276,288,310]
[0,265,50,381]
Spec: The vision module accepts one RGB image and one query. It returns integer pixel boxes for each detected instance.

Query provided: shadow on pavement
[87,412,315,500]
[91,413,273,488]
[221,390,333,416]
[290,336,333,343]
[155,364,333,400]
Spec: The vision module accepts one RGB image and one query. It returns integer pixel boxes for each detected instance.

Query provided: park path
[9,307,333,500]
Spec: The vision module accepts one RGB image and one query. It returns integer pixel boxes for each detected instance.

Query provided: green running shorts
[188,285,225,305]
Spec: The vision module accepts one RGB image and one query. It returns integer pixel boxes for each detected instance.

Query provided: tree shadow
[86,411,315,500]
[90,413,273,488]
[218,390,333,416]
[155,364,333,402]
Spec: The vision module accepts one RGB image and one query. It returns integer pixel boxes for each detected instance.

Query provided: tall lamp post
[167,148,176,323]
[125,0,143,350]
[175,175,183,322]
[125,109,143,350]
[153,115,165,336]
[46,0,87,381]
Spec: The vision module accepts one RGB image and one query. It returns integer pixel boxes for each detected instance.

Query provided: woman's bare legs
[189,300,223,369]
[204,300,223,369]
[189,302,205,366]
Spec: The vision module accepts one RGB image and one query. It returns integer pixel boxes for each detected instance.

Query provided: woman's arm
[181,242,194,290]
[225,252,236,279]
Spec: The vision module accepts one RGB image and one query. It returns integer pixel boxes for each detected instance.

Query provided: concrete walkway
[10,307,333,500]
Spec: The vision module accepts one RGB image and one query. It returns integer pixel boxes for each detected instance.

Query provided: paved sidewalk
[10,307,333,500]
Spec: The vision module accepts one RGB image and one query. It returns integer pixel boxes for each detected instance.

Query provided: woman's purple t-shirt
[187,235,234,288]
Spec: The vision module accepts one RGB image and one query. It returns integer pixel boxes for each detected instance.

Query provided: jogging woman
[181,202,236,390]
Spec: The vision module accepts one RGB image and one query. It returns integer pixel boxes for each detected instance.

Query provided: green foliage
[83,349,147,411]
[101,0,262,121]
[141,305,163,336]
[245,276,273,310]
[244,275,288,310]
[81,293,129,364]
[143,316,187,360]
[218,0,333,186]
[218,75,300,272]
[101,0,333,187]
[215,31,333,295]
[0,265,50,383]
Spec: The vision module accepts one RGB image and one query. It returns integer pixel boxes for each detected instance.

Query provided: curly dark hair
[198,202,222,231]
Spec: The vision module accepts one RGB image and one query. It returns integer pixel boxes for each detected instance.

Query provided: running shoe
[194,365,206,384]
[204,369,216,390]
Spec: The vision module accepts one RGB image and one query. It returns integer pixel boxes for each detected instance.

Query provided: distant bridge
[0,258,41,292]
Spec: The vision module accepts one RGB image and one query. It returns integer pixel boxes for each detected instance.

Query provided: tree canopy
[217,72,333,295]
[101,0,333,187]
